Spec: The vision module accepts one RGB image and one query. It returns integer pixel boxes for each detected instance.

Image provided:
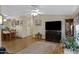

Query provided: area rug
[17,41,63,54]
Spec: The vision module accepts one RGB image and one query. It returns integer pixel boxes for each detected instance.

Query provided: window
[0,15,2,24]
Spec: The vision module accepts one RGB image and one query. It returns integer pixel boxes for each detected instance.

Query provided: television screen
[45,21,61,30]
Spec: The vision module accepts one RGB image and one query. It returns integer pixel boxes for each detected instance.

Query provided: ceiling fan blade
[38,12,44,14]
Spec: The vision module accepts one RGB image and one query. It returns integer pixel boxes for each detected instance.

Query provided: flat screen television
[45,21,61,30]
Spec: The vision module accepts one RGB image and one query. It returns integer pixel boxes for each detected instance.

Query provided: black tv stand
[45,30,61,43]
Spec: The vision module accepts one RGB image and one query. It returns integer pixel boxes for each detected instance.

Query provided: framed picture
[15,20,19,25]
[35,19,41,26]
[19,20,23,26]
[12,19,19,27]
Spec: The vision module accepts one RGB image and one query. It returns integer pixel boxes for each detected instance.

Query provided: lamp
[3,19,7,22]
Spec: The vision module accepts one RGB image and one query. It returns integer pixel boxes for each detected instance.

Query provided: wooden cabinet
[46,30,61,43]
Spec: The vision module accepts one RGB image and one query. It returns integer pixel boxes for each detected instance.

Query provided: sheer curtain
[0,15,2,47]
[74,14,79,45]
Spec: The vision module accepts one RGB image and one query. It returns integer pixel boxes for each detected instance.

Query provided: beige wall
[15,16,32,37]
[3,16,32,38]
[32,15,73,40]
[73,6,79,17]
[0,6,1,13]
[3,15,73,40]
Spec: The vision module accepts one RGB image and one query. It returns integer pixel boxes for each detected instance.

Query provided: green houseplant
[64,36,79,51]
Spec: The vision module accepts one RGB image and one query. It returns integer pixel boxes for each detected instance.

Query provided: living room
[0,5,79,54]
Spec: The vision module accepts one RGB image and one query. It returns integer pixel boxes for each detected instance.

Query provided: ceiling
[0,5,78,16]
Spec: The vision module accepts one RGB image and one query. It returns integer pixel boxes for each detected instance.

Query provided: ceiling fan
[26,5,44,16]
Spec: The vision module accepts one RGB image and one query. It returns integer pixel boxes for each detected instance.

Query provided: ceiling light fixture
[31,9,40,16]
[31,12,38,16]
[3,19,7,22]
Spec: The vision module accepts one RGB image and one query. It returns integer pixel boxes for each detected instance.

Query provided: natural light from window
[0,16,2,24]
